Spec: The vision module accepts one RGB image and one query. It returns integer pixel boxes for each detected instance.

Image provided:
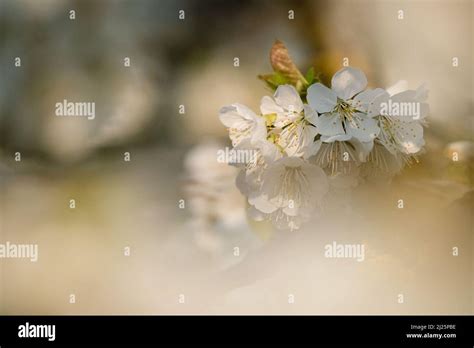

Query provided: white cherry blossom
[307,67,381,144]
[371,84,428,155]
[219,103,267,147]
[217,59,428,231]
[360,142,403,181]
[260,84,305,127]
[248,157,329,230]
[260,85,320,159]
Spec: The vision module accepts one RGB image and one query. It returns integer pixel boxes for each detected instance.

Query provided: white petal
[301,126,320,159]
[364,143,403,176]
[278,122,318,158]
[345,113,380,143]
[302,162,329,200]
[314,113,345,136]
[377,127,399,155]
[304,139,322,159]
[396,122,424,154]
[418,103,430,120]
[250,116,267,144]
[260,95,283,116]
[235,169,250,195]
[303,104,318,126]
[415,84,429,102]
[218,103,256,128]
[265,157,328,212]
[386,80,408,96]
[275,156,303,168]
[255,140,282,162]
[248,193,278,214]
[274,84,304,113]
[367,91,390,117]
[390,91,425,122]
[350,138,374,162]
[307,83,337,113]
[321,134,351,142]
[261,163,287,203]
[218,105,244,128]
[391,90,417,103]
[352,88,386,116]
[331,67,367,100]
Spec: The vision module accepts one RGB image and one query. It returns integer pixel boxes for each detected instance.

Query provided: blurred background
[0,0,472,314]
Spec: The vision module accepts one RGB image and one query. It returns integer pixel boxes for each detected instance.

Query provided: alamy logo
[324,241,365,262]
[380,100,420,120]
[217,147,257,164]
[18,322,56,341]
[0,241,38,262]
[55,99,95,120]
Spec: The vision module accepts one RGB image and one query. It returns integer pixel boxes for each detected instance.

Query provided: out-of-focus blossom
[248,157,328,230]
[444,141,474,163]
[182,141,263,270]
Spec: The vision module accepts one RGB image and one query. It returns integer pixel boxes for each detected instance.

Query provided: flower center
[333,99,358,122]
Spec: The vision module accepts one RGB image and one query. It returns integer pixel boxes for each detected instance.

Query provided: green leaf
[258,72,292,91]
[305,67,315,85]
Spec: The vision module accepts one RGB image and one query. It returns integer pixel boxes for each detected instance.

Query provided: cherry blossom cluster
[219,44,428,230]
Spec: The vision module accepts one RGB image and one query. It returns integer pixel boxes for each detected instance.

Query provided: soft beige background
[0,0,472,314]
